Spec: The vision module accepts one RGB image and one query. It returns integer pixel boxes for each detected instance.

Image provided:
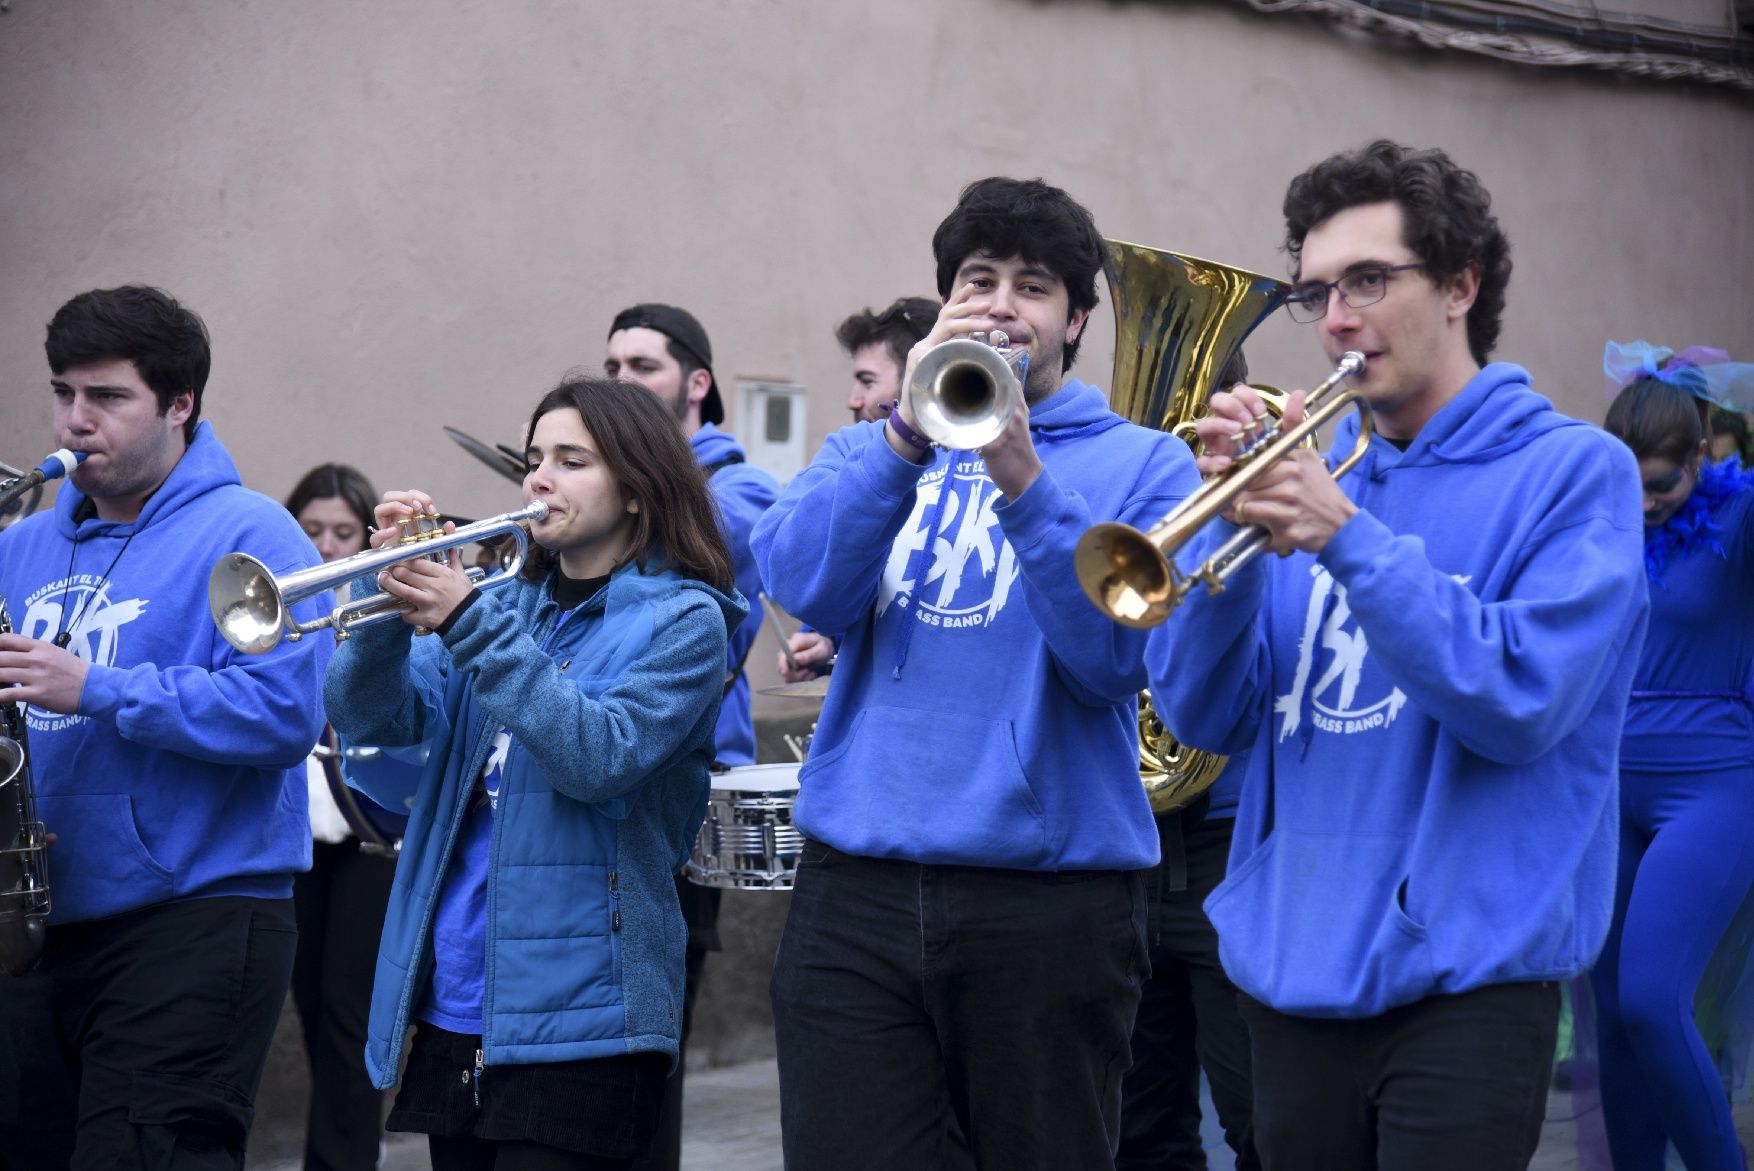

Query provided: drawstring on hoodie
[890,449,966,679]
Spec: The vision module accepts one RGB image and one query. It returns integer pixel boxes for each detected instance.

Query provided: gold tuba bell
[1101,240,1289,814]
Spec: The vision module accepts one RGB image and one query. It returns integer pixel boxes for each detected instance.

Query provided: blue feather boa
[1644,458,1754,586]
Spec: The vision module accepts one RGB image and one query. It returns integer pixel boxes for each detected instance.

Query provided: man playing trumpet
[1147,141,1648,1170]
[754,176,1199,1167]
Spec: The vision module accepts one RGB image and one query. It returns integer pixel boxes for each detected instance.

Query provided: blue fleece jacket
[323,560,745,1083]
[752,380,1198,869]
[1149,364,1648,1017]
[0,422,331,922]
[693,424,777,766]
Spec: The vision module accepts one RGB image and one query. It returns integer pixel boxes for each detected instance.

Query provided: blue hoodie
[1150,364,1648,1017]
[324,561,746,1081]
[752,380,1199,870]
[693,424,777,766]
[0,422,331,922]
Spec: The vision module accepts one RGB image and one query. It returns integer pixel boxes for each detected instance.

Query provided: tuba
[0,601,52,976]
[1101,240,1289,814]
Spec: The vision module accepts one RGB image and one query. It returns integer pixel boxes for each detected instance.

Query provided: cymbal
[445,425,526,485]
[759,676,830,699]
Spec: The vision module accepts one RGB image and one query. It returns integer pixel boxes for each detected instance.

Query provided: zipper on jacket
[610,869,621,932]
[472,1048,484,1108]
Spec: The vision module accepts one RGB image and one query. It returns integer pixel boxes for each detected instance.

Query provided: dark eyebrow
[955,259,1060,286]
[1292,258,1407,285]
[525,443,595,460]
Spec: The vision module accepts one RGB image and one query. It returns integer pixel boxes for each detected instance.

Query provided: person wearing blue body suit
[1148,141,1648,1170]
[1594,341,1754,1171]
[324,377,746,1171]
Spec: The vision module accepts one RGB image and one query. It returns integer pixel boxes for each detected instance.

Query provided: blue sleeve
[441,592,729,807]
[76,544,332,770]
[997,439,1199,706]
[1146,521,1274,755]
[323,614,451,752]
[752,426,930,633]
[1319,495,1647,765]
[711,464,778,610]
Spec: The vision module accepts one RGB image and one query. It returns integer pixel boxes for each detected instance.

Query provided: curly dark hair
[836,296,937,378]
[519,377,734,592]
[932,177,1106,374]
[45,285,211,443]
[1283,141,1511,365]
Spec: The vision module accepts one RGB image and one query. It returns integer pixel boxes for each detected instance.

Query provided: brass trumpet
[1076,351,1370,629]
[208,499,549,654]
[907,330,1026,450]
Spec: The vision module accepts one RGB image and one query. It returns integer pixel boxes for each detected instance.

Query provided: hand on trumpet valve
[370,491,474,631]
[1192,384,1300,476]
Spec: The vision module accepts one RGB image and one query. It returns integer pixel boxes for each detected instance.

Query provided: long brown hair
[520,376,735,592]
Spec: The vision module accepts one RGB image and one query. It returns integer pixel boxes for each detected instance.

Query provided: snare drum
[685,763,802,891]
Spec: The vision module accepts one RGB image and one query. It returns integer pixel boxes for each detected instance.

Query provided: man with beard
[603,303,777,1171]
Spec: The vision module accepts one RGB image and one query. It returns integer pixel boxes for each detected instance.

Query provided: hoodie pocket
[38,793,175,918]
[1205,829,1435,1017]
[797,705,1047,865]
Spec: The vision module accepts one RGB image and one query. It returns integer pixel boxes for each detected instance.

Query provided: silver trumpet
[208,499,550,654]
[907,330,1027,450]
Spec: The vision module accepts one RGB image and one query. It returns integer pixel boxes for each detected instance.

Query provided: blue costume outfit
[322,560,743,1091]
[753,382,1199,1167]
[1590,458,1754,1171]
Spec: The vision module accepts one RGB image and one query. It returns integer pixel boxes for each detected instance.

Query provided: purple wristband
[886,401,933,452]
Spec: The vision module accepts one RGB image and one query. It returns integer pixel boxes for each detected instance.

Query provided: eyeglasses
[1284,263,1427,323]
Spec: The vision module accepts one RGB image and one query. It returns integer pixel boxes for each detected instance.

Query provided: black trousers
[1117,811,1258,1171]
[291,839,395,1171]
[771,841,1148,1170]
[1239,980,1560,1171]
[0,895,297,1171]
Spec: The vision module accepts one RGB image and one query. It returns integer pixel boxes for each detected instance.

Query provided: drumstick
[761,595,800,673]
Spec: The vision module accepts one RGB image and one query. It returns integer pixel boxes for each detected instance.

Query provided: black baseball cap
[607,303,725,426]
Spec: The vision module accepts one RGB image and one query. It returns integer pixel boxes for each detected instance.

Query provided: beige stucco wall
[3,0,1751,707]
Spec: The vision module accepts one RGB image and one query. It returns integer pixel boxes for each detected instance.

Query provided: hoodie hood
[55,420,239,536]
[1026,379,1131,444]
[1333,363,1580,477]
[690,422,747,468]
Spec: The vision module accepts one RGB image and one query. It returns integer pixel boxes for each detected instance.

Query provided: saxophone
[0,600,52,975]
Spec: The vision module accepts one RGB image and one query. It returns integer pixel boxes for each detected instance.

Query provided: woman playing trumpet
[324,377,746,1171]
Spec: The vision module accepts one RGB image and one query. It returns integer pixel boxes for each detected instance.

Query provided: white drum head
[713,763,801,794]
